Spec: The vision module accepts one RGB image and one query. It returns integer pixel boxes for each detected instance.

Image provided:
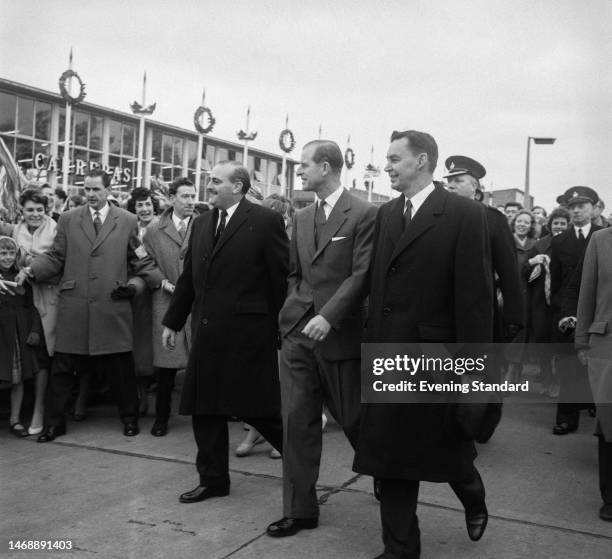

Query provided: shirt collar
[405,182,435,217]
[223,201,240,222]
[172,211,189,230]
[90,202,110,222]
[315,186,344,211]
[574,222,591,237]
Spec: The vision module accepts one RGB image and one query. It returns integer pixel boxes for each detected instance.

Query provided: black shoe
[123,422,140,436]
[72,412,87,422]
[37,425,67,443]
[552,422,578,435]
[466,506,488,541]
[266,517,318,537]
[179,485,229,503]
[600,504,612,521]
[151,421,168,437]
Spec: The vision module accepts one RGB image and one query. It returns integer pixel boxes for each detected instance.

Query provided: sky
[1,0,610,209]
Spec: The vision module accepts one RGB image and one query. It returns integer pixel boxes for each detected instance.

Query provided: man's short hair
[85,169,111,188]
[54,187,67,202]
[218,161,251,194]
[532,205,547,216]
[169,177,194,197]
[504,201,523,211]
[390,130,438,173]
[303,140,344,174]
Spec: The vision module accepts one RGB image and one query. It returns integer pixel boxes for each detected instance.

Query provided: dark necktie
[403,199,413,230]
[577,228,585,241]
[93,211,102,236]
[214,210,227,245]
[314,200,327,249]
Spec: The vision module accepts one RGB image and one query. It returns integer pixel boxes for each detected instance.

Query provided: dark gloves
[110,283,137,300]
[504,323,522,342]
[26,332,40,347]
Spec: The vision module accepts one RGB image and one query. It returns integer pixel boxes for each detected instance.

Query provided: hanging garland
[59,70,86,105]
[193,106,216,134]
[344,147,355,169]
[278,128,295,153]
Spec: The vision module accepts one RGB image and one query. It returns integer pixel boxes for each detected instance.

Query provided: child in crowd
[0,236,42,436]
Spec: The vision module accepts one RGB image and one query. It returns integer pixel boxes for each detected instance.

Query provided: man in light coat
[143,177,196,436]
[19,169,162,442]
[574,227,612,522]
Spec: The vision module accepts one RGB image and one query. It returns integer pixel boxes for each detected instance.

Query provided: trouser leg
[192,415,230,488]
[98,352,138,424]
[155,367,177,421]
[449,465,486,514]
[379,478,421,559]
[245,413,283,454]
[45,352,78,427]
[599,434,612,505]
[280,329,323,518]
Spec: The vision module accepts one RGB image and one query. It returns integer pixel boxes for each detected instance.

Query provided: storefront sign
[33,153,132,183]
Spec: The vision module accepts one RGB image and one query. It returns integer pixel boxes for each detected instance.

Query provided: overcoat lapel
[298,203,317,261]
[92,204,118,251]
[312,190,350,262]
[211,198,249,258]
[388,186,446,266]
[78,206,96,246]
[159,213,183,247]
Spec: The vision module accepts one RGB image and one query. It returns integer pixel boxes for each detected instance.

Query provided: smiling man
[162,161,289,503]
[353,130,494,559]
[267,140,376,538]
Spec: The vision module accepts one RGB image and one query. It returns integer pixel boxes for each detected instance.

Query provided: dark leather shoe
[150,421,168,437]
[123,422,140,436]
[552,422,578,435]
[266,517,318,537]
[466,506,488,541]
[179,485,229,503]
[600,504,612,521]
[37,425,67,443]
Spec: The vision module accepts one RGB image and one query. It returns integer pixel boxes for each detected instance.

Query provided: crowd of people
[1,130,611,559]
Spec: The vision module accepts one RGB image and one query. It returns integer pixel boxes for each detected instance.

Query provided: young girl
[0,236,42,436]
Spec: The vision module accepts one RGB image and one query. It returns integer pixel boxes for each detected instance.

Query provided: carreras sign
[33,153,132,183]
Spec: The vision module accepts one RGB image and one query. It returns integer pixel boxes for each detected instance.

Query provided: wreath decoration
[278,128,295,153]
[344,147,355,169]
[59,70,86,105]
[193,106,216,134]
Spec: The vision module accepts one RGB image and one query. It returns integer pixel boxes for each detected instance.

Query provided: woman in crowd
[65,194,86,211]
[525,208,570,396]
[5,189,59,434]
[505,210,538,383]
[127,187,160,414]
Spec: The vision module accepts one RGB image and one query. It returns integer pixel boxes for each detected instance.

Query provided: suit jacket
[143,208,193,369]
[354,186,494,482]
[575,228,612,440]
[162,198,289,417]
[279,188,377,360]
[29,204,161,355]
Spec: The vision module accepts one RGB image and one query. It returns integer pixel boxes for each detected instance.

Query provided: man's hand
[110,283,137,300]
[26,332,40,347]
[15,267,32,286]
[577,349,588,366]
[301,314,331,342]
[161,279,175,294]
[162,327,177,351]
[558,316,576,333]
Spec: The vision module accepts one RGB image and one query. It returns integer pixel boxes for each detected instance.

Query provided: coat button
[383,307,391,315]
[202,318,208,325]
[389,267,397,274]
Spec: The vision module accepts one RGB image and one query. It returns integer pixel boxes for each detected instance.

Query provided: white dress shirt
[315,186,344,219]
[89,202,110,224]
[406,182,435,216]
[573,222,591,239]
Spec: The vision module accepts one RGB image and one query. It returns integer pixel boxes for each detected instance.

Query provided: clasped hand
[301,314,331,342]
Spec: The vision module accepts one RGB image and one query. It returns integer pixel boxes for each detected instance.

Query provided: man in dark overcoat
[162,161,289,503]
[353,130,494,559]
[550,186,601,435]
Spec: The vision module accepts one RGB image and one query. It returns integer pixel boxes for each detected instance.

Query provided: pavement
[2,385,612,559]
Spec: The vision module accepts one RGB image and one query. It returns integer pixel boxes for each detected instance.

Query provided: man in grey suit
[267,140,377,537]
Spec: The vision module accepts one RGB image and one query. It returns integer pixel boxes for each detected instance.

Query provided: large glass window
[34,101,51,141]
[186,140,197,169]
[0,92,16,132]
[17,97,34,137]
[122,124,136,157]
[74,111,89,147]
[90,116,103,151]
[109,120,122,154]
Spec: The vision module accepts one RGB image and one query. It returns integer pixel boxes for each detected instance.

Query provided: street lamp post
[525,136,556,210]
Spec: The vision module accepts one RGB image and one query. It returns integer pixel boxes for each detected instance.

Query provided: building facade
[0,78,295,199]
